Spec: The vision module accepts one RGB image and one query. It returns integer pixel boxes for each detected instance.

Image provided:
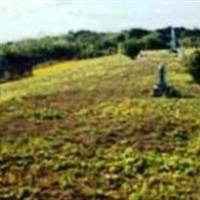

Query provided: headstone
[153,64,168,96]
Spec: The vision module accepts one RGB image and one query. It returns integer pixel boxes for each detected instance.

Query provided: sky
[0,0,200,43]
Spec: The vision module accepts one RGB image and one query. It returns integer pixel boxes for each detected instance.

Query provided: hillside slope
[0,51,200,200]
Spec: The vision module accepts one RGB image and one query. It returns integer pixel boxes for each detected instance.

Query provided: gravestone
[153,64,168,97]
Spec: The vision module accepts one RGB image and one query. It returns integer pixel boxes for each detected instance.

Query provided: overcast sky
[1,0,200,43]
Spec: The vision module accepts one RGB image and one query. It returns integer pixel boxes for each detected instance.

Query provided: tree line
[0,27,200,81]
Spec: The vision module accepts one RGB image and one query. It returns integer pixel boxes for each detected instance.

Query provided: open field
[0,51,200,199]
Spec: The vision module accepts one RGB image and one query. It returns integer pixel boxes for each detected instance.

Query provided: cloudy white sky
[0,0,200,43]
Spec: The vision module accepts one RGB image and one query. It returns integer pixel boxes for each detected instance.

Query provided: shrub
[184,50,200,84]
[122,40,142,59]
[140,32,166,50]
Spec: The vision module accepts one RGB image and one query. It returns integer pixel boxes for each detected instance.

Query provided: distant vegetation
[184,50,200,84]
[0,27,200,81]
[122,40,142,59]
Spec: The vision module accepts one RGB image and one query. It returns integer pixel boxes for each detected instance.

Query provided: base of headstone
[153,84,169,97]
[153,85,180,98]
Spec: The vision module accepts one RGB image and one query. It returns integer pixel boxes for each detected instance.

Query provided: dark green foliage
[184,50,200,84]
[122,40,142,59]
[125,28,150,40]
[0,53,6,78]
[0,27,199,82]
[73,31,118,59]
[1,38,78,80]
[140,32,166,49]
[180,36,200,48]
[165,86,182,98]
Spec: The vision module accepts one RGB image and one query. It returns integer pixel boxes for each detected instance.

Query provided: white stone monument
[170,27,178,53]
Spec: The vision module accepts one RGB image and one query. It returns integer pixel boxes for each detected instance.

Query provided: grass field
[0,51,200,200]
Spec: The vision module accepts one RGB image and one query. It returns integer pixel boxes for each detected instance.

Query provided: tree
[180,36,200,48]
[122,40,142,59]
[140,32,166,50]
[184,50,200,84]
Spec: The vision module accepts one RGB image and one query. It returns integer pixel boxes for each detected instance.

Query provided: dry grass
[0,51,200,199]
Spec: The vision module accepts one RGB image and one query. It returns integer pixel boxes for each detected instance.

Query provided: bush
[122,40,142,59]
[184,50,200,84]
[140,32,166,50]
[1,28,200,82]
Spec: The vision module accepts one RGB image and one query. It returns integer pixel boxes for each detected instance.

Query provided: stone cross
[158,64,167,89]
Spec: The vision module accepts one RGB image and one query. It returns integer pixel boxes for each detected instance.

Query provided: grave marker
[153,63,168,96]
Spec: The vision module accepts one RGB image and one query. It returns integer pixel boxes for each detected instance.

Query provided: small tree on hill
[140,32,166,50]
[122,40,142,59]
[184,50,200,84]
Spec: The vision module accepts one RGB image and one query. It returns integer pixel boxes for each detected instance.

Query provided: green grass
[0,51,200,199]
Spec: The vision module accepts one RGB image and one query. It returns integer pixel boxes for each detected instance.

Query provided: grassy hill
[0,51,200,200]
